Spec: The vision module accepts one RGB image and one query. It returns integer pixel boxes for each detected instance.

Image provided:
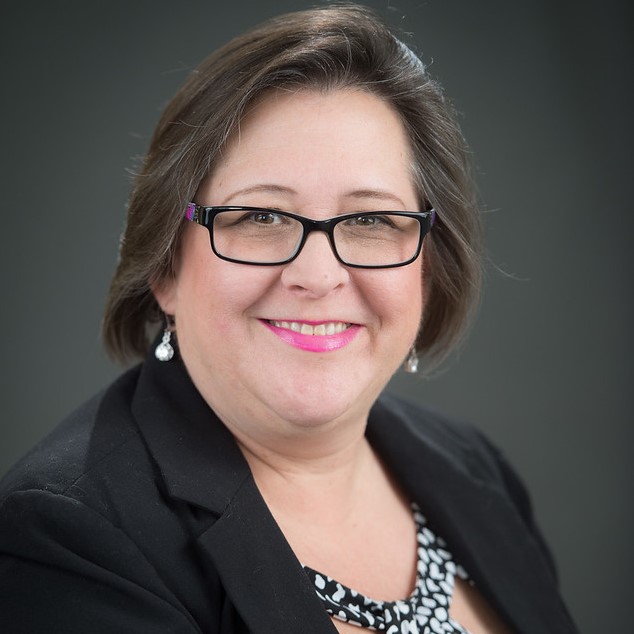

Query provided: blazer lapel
[132,354,336,633]
[197,475,336,634]
[368,395,576,634]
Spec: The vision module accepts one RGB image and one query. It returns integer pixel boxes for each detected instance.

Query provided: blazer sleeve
[0,488,204,634]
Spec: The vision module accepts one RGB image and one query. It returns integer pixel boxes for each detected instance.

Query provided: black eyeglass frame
[184,203,436,269]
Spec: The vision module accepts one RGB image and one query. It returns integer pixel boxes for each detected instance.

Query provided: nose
[280,231,350,297]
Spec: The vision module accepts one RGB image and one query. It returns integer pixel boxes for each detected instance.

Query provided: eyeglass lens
[211,209,423,266]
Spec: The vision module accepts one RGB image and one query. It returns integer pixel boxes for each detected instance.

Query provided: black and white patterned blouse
[302,505,472,633]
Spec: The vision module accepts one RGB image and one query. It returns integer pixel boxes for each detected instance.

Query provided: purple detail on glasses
[430,210,437,226]
[185,202,196,220]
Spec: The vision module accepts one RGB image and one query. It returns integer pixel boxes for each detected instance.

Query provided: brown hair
[103,4,482,368]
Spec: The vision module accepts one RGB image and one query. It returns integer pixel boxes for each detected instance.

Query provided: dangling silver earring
[404,347,419,373]
[155,316,175,362]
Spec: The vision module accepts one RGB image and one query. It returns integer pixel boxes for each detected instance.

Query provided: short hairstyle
[103,3,482,368]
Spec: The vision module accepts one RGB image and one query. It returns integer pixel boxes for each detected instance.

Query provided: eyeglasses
[184,203,436,269]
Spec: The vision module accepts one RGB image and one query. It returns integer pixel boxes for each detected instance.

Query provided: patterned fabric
[302,505,472,633]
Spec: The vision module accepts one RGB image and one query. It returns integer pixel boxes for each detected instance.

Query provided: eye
[249,211,283,225]
[214,208,292,232]
[347,214,396,228]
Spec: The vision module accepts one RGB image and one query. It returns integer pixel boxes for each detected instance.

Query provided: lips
[261,319,360,352]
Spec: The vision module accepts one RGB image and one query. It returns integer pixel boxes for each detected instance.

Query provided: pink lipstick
[262,320,360,352]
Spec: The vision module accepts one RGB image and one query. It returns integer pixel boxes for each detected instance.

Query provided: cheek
[364,264,423,321]
[181,257,280,331]
[401,270,424,326]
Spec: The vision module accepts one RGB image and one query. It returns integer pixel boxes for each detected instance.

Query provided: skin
[155,88,424,460]
[155,89,507,634]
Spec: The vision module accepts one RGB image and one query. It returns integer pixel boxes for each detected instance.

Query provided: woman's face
[155,89,425,435]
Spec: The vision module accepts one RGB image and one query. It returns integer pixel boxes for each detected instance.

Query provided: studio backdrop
[1,2,631,632]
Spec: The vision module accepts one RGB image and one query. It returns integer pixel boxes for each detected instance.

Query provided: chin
[263,374,378,430]
[273,403,356,431]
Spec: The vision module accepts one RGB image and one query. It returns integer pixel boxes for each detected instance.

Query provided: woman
[0,5,577,633]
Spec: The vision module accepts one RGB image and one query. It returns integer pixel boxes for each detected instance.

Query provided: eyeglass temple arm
[185,202,199,222]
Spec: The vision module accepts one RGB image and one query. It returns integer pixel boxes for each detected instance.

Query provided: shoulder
[370,394,577,631]
[369,392,542,538]
[0,365,143,501]
[370,392,503,478]
[0,365,158,547]
[0,365,209,632]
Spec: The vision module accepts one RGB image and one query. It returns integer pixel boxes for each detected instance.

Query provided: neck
[223,406,373,522]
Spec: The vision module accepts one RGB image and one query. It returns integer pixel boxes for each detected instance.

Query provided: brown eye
[347,214,396,228]
[252,212,279,224]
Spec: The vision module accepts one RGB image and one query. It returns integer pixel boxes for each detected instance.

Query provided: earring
[155,317,175,362]
[404,347,419,374]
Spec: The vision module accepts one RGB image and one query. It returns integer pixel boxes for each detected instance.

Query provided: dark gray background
[1,1,631,631]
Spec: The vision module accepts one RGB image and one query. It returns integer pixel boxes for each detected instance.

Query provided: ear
[151,275,178,316]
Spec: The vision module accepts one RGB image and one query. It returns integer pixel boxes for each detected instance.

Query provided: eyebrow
[221,184,295,205]
[221,184,409,210]
[343,189,408,209]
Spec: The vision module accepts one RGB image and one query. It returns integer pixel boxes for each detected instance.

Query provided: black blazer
[0,352,577,633]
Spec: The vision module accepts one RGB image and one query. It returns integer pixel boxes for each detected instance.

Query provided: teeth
[269,321,350,335]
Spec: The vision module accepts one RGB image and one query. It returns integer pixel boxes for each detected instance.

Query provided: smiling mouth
[266,320,352,336]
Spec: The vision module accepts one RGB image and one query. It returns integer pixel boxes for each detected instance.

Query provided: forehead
[200,88,418,210]
[232,87,411,156]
